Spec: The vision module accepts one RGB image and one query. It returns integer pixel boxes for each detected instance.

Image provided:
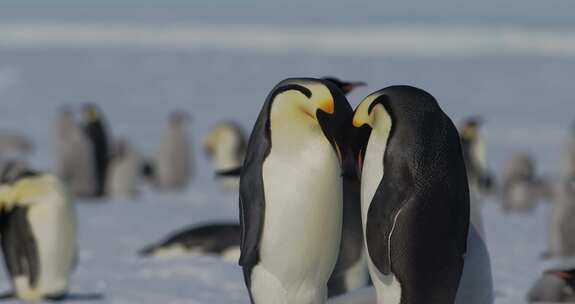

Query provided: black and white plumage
[0,163,78,301]
[204,121,246,191]
[54,107,97,198]
[81,103,111,198]
[459,117,494,194]
[352,86,490,303]
[239,78,351,303]
[139,223,240,261]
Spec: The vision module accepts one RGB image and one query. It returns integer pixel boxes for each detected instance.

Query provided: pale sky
[2,0,575,27]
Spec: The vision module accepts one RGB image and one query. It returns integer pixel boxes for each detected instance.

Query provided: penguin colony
[2,75,573,302]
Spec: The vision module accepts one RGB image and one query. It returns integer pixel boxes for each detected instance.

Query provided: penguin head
[204,122,246,158]
[82,103,105,124]
[460,116,483,141]
[169,110,192,126]
[352,86,442,173]
[57,106,77,133]
[322,77,367,95]
[267,78,353,162]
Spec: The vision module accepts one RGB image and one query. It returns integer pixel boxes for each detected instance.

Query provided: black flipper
[0,207,40,290]
[215,167,242,177]
[238,91,273,269]
[0,291,14,300]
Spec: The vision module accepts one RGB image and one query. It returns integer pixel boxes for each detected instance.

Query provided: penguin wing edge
[238,190,264,267]
[365,196,409,276]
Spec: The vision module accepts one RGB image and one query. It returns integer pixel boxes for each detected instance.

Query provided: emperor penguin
[459,117,493,238]
[155,110,193,191]
[352,86,493,304]
[138,222,240,262]
[106,138,141,199]
[54,107,97,198]
[0,162,78,301]
[204,121,246,191]
[460,117,494,195]
[501,152,541,213]
[81,103,111,197]
[547,146,575,259]
[239,78,351,304]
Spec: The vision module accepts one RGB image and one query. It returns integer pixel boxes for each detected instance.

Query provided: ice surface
[0,47,572,303]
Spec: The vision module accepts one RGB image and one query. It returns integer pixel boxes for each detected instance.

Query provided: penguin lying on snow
[352,86,493,304]
[0,162,78,301]
[239,78,350,303]
[138,223,240,262]
[528,267,575,302]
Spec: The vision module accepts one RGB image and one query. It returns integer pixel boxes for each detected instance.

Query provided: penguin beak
[319,99,335,115]
[341,81,367,94]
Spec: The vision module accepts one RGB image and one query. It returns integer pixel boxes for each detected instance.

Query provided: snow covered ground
[0,44,573,303]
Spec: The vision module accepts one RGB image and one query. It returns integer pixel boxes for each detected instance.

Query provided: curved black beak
[341,81,367,94]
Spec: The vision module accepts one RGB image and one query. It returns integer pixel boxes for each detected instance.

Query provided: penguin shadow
[0,291,104,302]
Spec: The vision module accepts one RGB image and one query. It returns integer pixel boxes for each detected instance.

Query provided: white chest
[259,130,343,286]
[360,128,387,235]
[360,125,401,304]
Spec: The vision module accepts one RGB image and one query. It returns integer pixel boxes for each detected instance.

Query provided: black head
[352,85,443,174]
[0,160,38,185]
[82,103,104,123]
[322,76,367,95]
[460,116,484,141]
[169,110,192,125]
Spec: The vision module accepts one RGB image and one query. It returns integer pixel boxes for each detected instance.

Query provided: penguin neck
[268,101,322,153]
[360,107,392,234]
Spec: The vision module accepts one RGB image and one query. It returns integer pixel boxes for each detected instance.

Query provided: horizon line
[1,22,575,57]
